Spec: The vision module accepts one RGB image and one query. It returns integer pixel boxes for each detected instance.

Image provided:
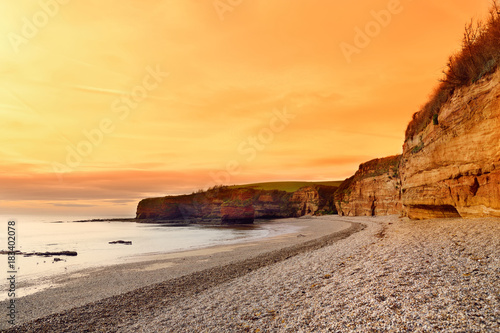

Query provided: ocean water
[0,215,300,296]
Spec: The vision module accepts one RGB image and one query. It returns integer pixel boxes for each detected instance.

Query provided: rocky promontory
[136,184,339,224]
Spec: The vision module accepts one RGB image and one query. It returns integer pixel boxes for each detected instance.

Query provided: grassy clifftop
[231,181,343,193]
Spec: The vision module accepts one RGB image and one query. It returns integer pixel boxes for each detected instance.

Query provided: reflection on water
[0,215,300,288]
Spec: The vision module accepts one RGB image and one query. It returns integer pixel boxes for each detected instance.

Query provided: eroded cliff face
[400,70,500,219]
[291,185,338,215]
[136,185,338,224]
[334,155,402,216]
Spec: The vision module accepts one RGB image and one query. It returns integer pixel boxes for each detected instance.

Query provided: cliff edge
[400,70,500,219]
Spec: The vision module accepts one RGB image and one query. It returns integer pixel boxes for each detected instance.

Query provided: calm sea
[0,214,301,298]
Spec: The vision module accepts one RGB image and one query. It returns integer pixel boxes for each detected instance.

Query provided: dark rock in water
[74,218,137,223]
[23,251,78,257]
[109,240,133,245]
[0,250,22,255]
[53,258,64,262]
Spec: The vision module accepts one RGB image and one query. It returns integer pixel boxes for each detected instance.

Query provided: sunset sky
[0,0,492,216]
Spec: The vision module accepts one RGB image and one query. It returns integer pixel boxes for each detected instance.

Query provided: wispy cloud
[50,203,97,208]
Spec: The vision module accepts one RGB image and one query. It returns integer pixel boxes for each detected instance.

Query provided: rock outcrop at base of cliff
[400,70,500,219]
[136,184,339,224]
[334,155,402,216]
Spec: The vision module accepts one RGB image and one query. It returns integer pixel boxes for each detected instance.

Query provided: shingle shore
[124,216,499,332]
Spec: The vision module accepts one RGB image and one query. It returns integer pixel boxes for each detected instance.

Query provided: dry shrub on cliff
[406,83,453,140]
[406,1,500,141]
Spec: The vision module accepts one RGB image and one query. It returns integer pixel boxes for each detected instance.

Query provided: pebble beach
[4,215,500,332]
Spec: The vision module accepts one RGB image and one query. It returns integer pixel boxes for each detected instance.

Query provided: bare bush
[405,1,500,141]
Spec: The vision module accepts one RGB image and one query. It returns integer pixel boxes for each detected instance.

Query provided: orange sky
[0,0,492,216]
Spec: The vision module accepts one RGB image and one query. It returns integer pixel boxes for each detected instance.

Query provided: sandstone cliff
[136,184,338,224]
[400,70,500,219]
[334,155,402,216]
[291,185,338,215]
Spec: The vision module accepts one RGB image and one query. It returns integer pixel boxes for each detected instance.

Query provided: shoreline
[1,216,357,331]
[5,215,498,332]
[0,217,306,294]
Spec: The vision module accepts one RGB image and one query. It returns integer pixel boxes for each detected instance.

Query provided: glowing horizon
[0,0,492,216]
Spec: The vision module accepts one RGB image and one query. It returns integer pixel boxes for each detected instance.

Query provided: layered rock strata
[136,185,339,224]
[334,155,402,216]
[400,70,500,219]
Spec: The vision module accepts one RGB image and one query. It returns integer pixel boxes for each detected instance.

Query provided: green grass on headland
[230,181,343,193]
